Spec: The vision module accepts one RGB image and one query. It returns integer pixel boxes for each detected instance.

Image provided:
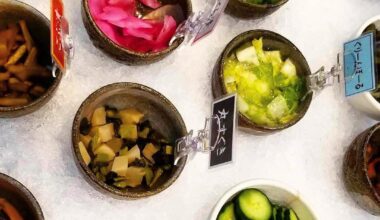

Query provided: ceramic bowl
[226,0,288,19]
[209,179,317,219]
[0,173,44,219]
[343,123,380,215]
[81,0,192,65]
[0,0,63,118]
[72,82,187,199]
[212,30,313,134]
[347,15,380,120]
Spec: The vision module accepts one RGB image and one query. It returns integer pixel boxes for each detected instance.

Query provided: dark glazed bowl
[343,123,380,215]
[0,173,44,219]
[81,0,192,65]
[226,0,288,19]
[0,0,63,118]
[212,30,313,135]
[72,82,188,199]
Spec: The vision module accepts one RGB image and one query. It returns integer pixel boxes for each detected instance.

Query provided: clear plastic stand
[174,115,222,165]
[169,0,228,46]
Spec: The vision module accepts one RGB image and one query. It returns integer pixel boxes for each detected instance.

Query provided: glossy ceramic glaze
[0,0,63,118]
[81,0,192,65]
[212,30,313,134]
[72,82,187,199]
[343,123,380,215]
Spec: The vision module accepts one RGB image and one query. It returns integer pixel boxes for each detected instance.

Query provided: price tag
[344,32,377,96]
[193,0,229,43]
[51,0,66,72]
[210,94,237,167]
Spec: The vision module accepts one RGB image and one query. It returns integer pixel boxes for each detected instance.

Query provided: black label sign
[210,94,237,167]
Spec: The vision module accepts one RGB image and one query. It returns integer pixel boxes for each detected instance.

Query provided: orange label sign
[51,0,65,71]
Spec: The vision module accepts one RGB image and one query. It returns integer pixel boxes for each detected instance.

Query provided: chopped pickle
[119,124,138,141]
[79,106,175,189]
[223,37,307,127]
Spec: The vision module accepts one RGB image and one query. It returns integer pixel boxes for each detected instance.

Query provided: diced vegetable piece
[143,143,160,163]
[138,127,150,139]
[106,138,123,153]
[144,167,154,185]
[267,95,289,120]
[111,156,129,176]
[78,141,91,166]
[119,124,138,141]
[235,189,272,220]
[236,46,259,65]
[252,38,268,63]
[163,145,173,155]
[98,123,115,142]
[119,147,129,156]
[92,107,106,126]
[119,108,144,124]
[124,167,146,187]
[91,132,102,152]
[149,168,163,187]
[94,144,115,163]
[217,202,236,220]
[280,59,297,79]
[125,145,141,164]
[80,135,92,148]
[238,95,249,113]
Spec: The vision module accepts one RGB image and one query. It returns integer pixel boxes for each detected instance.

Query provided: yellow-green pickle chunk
[223,38,307,127]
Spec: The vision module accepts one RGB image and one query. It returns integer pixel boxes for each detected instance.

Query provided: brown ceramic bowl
[343,123,380,215]
[0,0,63,118]
[0,173,44,219]
[81,0,192,65]
[72,82,187,199]
[212,30,313,134]
[226,0,288,19]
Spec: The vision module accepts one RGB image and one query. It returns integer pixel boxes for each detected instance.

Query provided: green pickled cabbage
[223,38,307,127]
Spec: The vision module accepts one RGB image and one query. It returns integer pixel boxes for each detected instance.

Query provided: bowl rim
[72,82,188,199]
[354,15,380,112]
[0,173,44,219]
[218,29,313,132]
[209,179,317,220]
[362,123,380,203]
[82,0,193,57]
[0,0,63,114]
[236,0,289,9]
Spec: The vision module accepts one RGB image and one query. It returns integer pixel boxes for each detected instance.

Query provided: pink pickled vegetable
[88,0,179,53]
[96,20,118,42]
[155,15,176,46]
[99,6,131,21]
[138,0,161,9]
[109,16,153,29]
[108,0,136,15]
[89,0,107,19]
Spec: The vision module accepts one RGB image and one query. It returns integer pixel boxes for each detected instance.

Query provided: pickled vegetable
[223,38,307,127]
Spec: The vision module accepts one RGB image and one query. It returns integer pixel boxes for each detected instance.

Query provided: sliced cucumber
[218,202,236,220]
[270,205,299,220]
[288,209,299,220]
[235,189,272,220]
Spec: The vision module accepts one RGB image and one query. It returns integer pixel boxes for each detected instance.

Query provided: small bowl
[343,123,380,215]
[72,82,187,199]
[0,173,44,219]
[0,0,63,118]
[212,30,313,134]
[226,0,288,19]
[209,179,317,220]
[81,0,192,65]
[347,15,380,120]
